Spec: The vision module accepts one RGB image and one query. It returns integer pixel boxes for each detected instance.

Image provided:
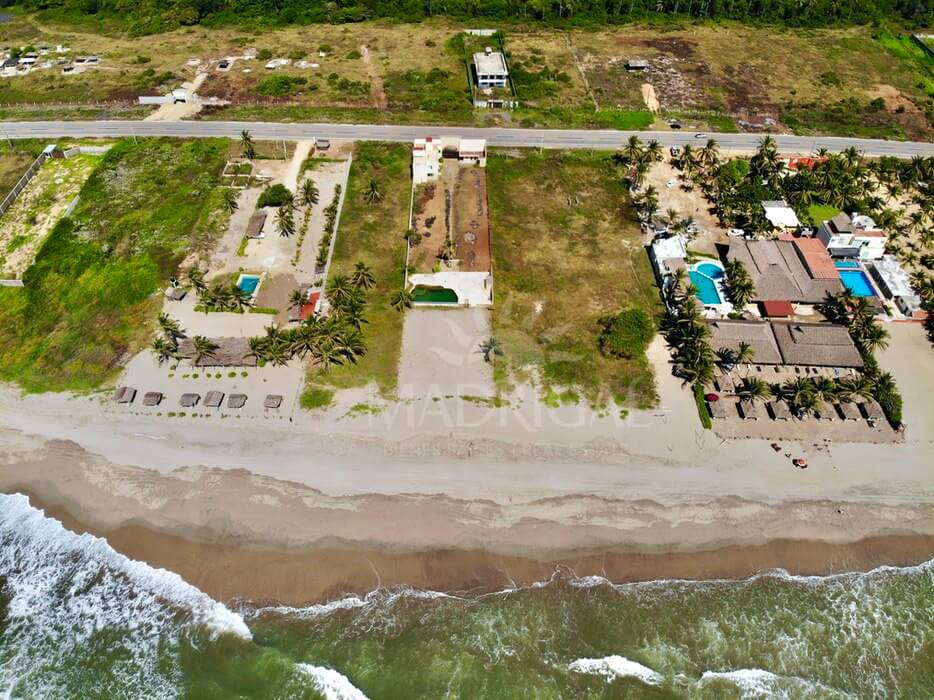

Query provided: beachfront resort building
[761,200,801,231]
[412,137,487,184]
[816,212,887,260]
[725,238,843,304]
[707,318,864,369]
[870,255,925,318]
[472,47,509,88]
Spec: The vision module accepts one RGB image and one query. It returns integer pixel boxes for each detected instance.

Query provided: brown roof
[176,337,258,367]
[228,393,247,409]
[838,401,861,420]
[760,300,794,317]
[769,401,792,420]
[793,238,839,280]
[726,239,842,303]
[861,400,884,420]
[204,390,225,408]
[179,393,200,407]
[142,391,163,406]
[739,400,760,419]
[707,319,783,365]
[264,394,283,409]
[246,209,267,238]
[708,399,730,419]
[113,386,136,403]
[771,322,864,368]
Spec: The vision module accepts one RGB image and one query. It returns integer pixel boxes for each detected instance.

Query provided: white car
[727,228,745,237]
[694,132,707,139]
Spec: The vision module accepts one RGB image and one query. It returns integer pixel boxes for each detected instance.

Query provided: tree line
[11,0,931,35]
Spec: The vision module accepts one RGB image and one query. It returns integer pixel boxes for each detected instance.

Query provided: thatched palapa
[177,337,258,367]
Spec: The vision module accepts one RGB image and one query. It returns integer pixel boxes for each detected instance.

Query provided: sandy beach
[0,324,931,605]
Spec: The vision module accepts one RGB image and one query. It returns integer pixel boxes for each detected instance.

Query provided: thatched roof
[264,394,283,409]
[177,337,258,367]
[739,400,760,420]
[246,209,267,238]
[771,322,864,368]
[716,375,735,393]
[142,391,163,407]
[708,399,730,419]
[707,319,783,365]
[228,393,247,409]
[726,239,842,303]
[112,386,136,403]
[768,401,792,420]
[179,393,200,408]
[861,400,885,421]
[204,390,225,408]
[839,401,861,421]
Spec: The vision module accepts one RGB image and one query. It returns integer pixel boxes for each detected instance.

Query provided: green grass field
[486,150,661,408]
[307,142,409,398]
[806,203,840,225]
[0,137,229,392]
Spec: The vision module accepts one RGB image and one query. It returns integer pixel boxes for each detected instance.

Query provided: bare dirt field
[452,165,491,273]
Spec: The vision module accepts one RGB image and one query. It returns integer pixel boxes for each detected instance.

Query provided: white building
[473,47,509,88]
[762,200,801,230]
[817,212,887,260]
[870,255,923,316]
[412,137,487,184]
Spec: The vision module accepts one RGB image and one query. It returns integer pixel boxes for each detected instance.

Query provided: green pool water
[412,286,458,304]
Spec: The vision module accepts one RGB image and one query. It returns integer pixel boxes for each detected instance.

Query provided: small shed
[626,59,649,71]
[246,210,267,239]
[179,393,201,408]
[760,300,794,318]
[204,390,225,408]
[228,393,247,409]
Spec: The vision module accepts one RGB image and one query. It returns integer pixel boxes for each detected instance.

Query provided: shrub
[347,49,362,59]
[301,386,335,410]
[257,183,293,208]
[256,75,308,97]
[257,49,273,60]
[598,308,655,359]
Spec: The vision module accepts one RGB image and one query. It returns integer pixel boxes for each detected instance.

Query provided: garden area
[305,142,410,399]
[486,150,661,408]
[0,137,230,392]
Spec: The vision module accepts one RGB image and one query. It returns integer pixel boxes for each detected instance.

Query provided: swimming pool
[696,262,725,279]
[689,271,722,305]
[834,260,860,270]
[237,274,261,296]
[837,269,876,297]
[412,286,458,304]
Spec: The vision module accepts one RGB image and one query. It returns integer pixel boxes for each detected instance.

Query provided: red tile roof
[793,238,839,280]
[761,300,794,317]
[299,292,321,321]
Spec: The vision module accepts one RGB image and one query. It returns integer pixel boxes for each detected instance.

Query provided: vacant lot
[0,142,40,194]
[0,137,229,392]
[505,32,591,111]
[487,150,660,408]
[311,142,409,397]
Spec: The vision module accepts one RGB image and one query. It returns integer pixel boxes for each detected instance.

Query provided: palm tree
[782,377,816,416]
[240,130,256,161]
[351,261,375,290]
[276,205,295,237]
[300,178,319,208]
[390,287,413,312]
[327,274,354,303]
[701,139,720,171]
[222,188,239,214]
[158,313,185,340]
[645,139,663,162]
[810,376,837,407]
[857,322,890,354]
[736,377,772,403]
[289,288,307,311]
[735,341,755,366]
[620,135,642,165]
[364,179,383,204]
[837,376,874,402]
[190,335,219,365]
[151,336,176,365]
[230,284,253,313]
[479,336,504,364]
[186,266,207,294]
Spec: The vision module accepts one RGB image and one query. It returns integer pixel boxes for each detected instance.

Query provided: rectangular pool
[237,274,261,296]
[837,269,875,297]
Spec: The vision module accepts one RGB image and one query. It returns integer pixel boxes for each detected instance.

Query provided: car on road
[694,133,707,139]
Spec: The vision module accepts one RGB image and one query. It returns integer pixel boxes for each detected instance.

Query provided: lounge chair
[264,394,283,409]
[113,386,136,404]
[142,391,163,407]
[204,390,225,408]
[179,393,200,408]
[228,393,247,409]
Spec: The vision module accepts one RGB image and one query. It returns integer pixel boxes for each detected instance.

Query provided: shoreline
[24,492,934,605]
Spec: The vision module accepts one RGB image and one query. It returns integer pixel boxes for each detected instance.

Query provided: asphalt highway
[1,120,932,156]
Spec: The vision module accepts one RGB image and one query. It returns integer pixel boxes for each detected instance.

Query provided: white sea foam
[295,663,370,700]
[255,586,460,619]
[0,493,252,697]
[697,668,853,699]
[568,655,664,685]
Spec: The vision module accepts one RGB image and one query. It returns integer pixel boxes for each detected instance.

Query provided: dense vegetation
[10,0,931,35]
[0,138,228,392]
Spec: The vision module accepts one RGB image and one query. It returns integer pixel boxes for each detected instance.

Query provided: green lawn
[0,138,229,392]
[486,150,661,408]
[308,142,410,398]
[806,203,840,226]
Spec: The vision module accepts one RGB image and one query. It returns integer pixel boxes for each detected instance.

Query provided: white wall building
[762,200,801,230]
[473,47,509,88]
[870,255,923,316]
[817,212,887,260]
[412,137,487,184]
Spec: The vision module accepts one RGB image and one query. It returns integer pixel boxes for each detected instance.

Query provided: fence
[0,151,48,218]
[910,34,934,59]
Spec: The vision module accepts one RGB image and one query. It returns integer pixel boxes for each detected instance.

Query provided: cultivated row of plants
[315,185,342,270]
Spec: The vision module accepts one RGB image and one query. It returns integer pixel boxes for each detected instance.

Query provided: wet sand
[33,494,934,605]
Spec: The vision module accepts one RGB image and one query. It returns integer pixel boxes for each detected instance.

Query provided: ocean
[1,492,932,699]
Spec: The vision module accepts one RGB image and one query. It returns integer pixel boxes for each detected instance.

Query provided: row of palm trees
[819,290,890,355]
[660,277,717,388]
[612,135,664,189]
[731,373,884,418]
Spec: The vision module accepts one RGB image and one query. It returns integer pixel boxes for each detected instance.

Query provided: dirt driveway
[643,160,727,254]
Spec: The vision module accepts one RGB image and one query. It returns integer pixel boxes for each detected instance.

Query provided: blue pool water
[689,271,722,304]
[696,262,725,279]
[237,275,261,295]
[835,260,860,270]
[837,269,875,297]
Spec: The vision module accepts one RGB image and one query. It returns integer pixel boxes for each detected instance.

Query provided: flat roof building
[762,200,801,230]
[817,211,887,260]
[473,48,509,89]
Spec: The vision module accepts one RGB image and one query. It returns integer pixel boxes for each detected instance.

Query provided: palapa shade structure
[227,394,247,409]
[708,399,730,419]
[179,393,201,408]
[739,400,760,420]
[142,391,163,407]
[768,401,792,421]
[112,386,136,404]
[839,401,862,421]
[204,391,225,408]
[264,394,283,409]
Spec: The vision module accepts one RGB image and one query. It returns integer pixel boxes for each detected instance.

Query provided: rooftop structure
[762,200,801,230]
[626,59,649,71]
[176,337,258,367]
[408,271,493,307]
[473,48,509,89]
[816,211,887,260]
[726,238,842,304]
[412,136,487,184]
[705,319,863,368]
[870,254,923,316]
